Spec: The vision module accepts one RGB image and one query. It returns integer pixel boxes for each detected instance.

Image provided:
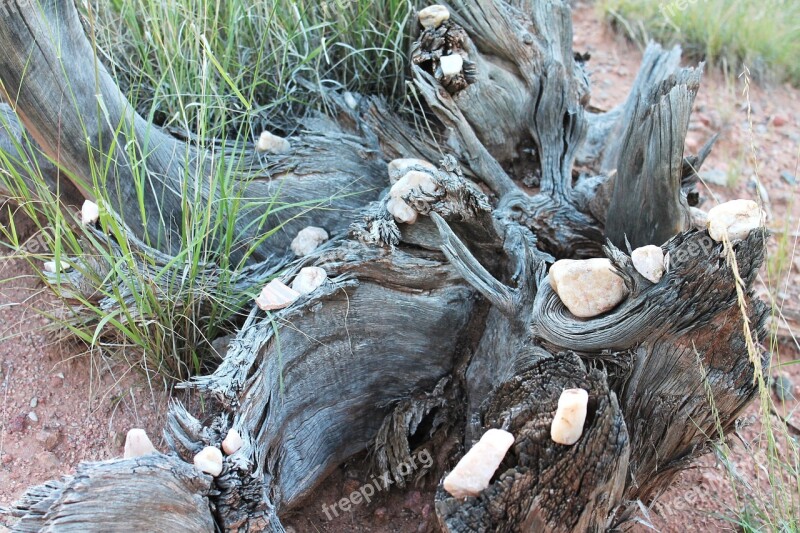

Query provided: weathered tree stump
[0,1,768,532]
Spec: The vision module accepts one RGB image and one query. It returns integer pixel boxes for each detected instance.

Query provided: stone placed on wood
[386,197,418,225]
[550,388,589,445]
[707,199,765,242]
[549,258,629,318]
[418,5,450,29]
[387,158,436,184]
[390,170,440,200]
[631,245,665,284]
[81,200,100,225]
[440,54,464,77]
[343,91,358,110]
[442,428,515,499]
[255,280,300,311]
[193,446,223,477]
[256,131,291,155]
[222,429,244,455]
[43,260,70,273]
[123,428,156,459]
[291,266,327,295]
[290,226,329,257]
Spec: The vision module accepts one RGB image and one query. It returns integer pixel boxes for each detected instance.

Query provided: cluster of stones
[122,427,244,478]
[549,199,765,319]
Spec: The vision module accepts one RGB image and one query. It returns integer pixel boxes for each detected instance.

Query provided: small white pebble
[386,197,418,224]
[418,5,450,29]
[27,412,38,423]
[440,54,464,77]
[222,429,244,455]
[30,397,38,408]
[81,200,100,225]
[550,389,588,445]
[291,266,327,295]
[343,92,358,110]
[291,226,329,257]
[256,131,291,155]
[194,446,223,477]
[123,428,156,459]
[631,245,665,284]
[43,260,70,274]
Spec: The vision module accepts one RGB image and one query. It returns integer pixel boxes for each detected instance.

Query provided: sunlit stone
[440,54,464,77]
[549,258,628,318]
[551,388,589,445]
[631,245,665,284]
[443,429,515,499]
[707,199,765,242]
[123,428,156,459]
[194,446,223,477]
[222,429,243,455]
[81,200,100,225]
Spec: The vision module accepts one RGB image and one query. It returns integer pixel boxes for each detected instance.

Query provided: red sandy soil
[1,3,799,532]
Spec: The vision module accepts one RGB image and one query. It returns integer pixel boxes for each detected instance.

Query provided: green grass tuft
[598,0,800,85]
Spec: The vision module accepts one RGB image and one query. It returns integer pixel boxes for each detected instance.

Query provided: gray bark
[0,0,768,532]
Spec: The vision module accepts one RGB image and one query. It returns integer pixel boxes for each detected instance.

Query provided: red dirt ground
[1,3,798,532]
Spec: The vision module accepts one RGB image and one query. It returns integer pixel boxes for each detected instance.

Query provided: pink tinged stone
[255,280,300,311]
[222,429,243,455]
[193,446,223,477]
[123,428,156,459]
[443,429,515,499]
[551,388,589,445]
[549,258,629,318]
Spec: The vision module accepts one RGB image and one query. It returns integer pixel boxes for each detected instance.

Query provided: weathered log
[0,0,770,532]
[5,455,215,532]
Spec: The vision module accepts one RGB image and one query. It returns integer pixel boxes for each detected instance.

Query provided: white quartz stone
[707,199,765,242]
[291,266,327,295]
[123,428,156,459]
[631,245,665,284]
[443,429,515,499]
[81,200,100,225]
[440,54,464,77]
[222,429,244,455]
[194,446,223,477]
[551,388,589,445]
[256,131,291,154]
[291,226,329,257]
[549,258,629,318]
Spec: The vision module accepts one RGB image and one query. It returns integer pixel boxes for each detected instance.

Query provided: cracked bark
[0,1,768,532]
